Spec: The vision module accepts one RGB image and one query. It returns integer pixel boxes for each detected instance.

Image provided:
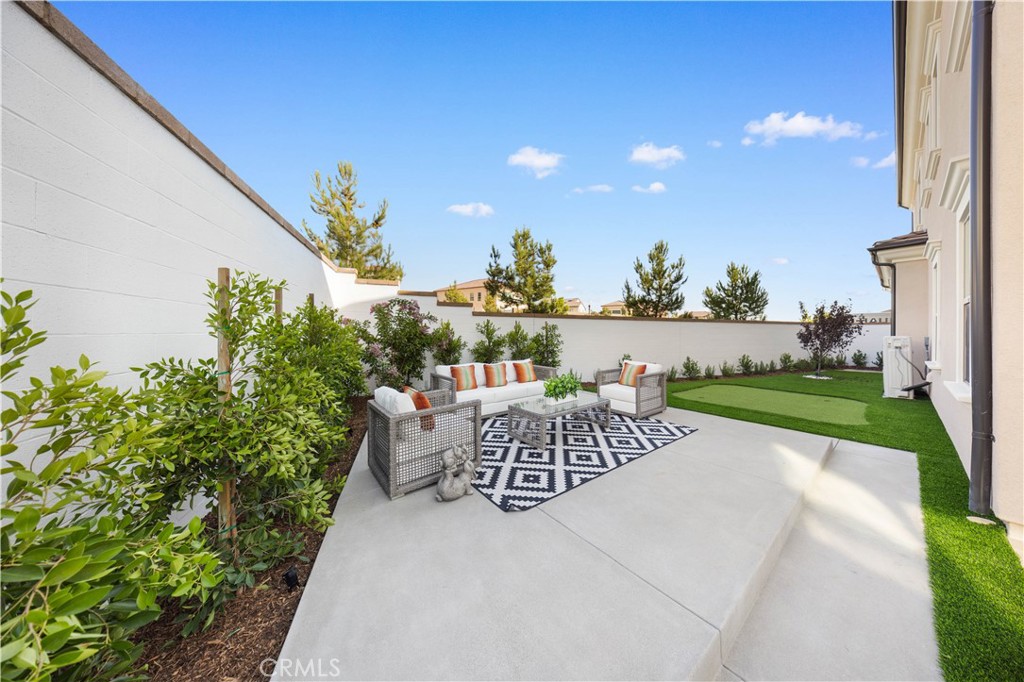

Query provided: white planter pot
[544,393,578,406]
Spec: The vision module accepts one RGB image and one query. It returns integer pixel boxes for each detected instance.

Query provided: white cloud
[446,202,495,218]
[629,142,686,169]
[873,151,896,169]
[772,257,790,265]
[571,184,614,194]
[632,182,667,194]
[863,131,882,141]
[741,137,755,147]
[507,146,564,179]
[850,156,870,168]
[743,111,864,146]
[707,140,723,148]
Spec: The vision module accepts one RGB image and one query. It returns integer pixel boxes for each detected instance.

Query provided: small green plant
[768,359,778,373]
[471,319,506,363]
[738,354,754,375]
[852,349,868,368]
[875,351,884,369]
[794,357,813,372]
[432,320,466,365]
[720,361,735,377]
[530,322,563,368]
[704,364,717,379]
[618,353,632,368]
[543,372,582,400]
[779,352,794,371]
[821,355,838,369]
[682,356,702,379]
[504,321,532,360]
[667,365,679,382]
[834,353,847,367]
[754,361,769,375]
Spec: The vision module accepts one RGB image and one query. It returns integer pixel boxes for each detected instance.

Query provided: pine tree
[485,227,561,313]
[702,262,769,320]
[622,240,687,317]
[302,161,404,281]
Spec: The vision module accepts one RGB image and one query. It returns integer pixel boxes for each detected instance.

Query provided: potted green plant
[543,372,582,405]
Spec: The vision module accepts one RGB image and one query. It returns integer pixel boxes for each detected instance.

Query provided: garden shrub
[794,358,813,372]
[768,360,777,373]
[682,356,701,379]
[704,364,716,379]
[356,298,436,388]
[754,361,769,375]
[432,321,466,365]
[504,321,532,361]
[875,351,884,369]
[720,361,735,377]
[852,350,868,368]
[738,354,754,375]
[779,352,794,371]
[834,353,847,367]
[667,365,678,382]
[530,323,563,368]
[471,320,506,363]
[618,353,632,368]
[821,355,838,369]
[1,288,221,682]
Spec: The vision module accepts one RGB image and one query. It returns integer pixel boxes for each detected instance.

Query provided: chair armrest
[422,388,453,407]
[637,371,666,388]
[534,364,557,381]
[594,368,621,386]
[429,372,456,401]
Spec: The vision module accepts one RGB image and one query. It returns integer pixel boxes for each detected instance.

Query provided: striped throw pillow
[403,387,435,431]
[484,363,508,388]
[618,362,647,387]
[513,360,538,383]
[450,364,478,391]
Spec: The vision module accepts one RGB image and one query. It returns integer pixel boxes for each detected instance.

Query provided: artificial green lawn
[674,384,869,425]
[664,371,1024,682]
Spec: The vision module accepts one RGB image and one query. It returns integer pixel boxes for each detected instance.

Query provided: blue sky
[55,1,909,319]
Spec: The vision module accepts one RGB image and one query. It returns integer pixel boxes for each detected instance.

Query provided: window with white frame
[959,217,972,384]
[930,257,940,363]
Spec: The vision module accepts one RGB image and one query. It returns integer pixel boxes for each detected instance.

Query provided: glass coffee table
[507,392,611,449]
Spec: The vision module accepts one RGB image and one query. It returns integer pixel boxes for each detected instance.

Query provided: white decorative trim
[926,148,942,181]
[944,380,972,404]
[926,360,943,371]
[946,1,972,74]
[924,20,943,76]
[939,156,971,218]
[924,239,943,261]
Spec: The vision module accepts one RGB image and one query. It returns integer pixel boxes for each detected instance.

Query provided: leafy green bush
[543,372,582,400]
[754,361,769,375]
[471,320,506,363]
[682,356,701,379]
[357,298,436,388]
[618,353,632,368]
[768,360,778,373]
[720,361,735,377]
[667,365,678,382]
[1,288,221,682]
[852,350,868,368]
[431,321,465,365]
[821,355,838,369]
[738,354,754,375]
[779,352,794,371]
[704,364,716,379]
[530,323,563,368]
[504,321,532,361]
[875,351,884,369]
[834,353,847,367]
[794,358,813,372]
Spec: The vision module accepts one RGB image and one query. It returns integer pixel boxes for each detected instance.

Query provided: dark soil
[134,395,369,682]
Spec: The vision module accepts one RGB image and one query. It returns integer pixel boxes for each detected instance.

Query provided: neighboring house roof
[565,297,583,306]
[434,278,488,293]
[601,300,626,307]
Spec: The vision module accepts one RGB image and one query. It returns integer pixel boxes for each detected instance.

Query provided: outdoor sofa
[430,360,556,416]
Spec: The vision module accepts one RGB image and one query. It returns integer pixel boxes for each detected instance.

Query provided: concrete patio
[273,407,940,681]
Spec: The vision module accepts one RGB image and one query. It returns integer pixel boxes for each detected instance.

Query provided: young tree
[622,240,687,317]
[485,227,560,313]
[702,262,769,320]
[444,282,468,303]
[796,300,865,376]
[302,161,404,281]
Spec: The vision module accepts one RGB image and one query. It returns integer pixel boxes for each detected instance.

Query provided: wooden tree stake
[307,293,315,306]
[274,286,284,320]
[216,268,238,560]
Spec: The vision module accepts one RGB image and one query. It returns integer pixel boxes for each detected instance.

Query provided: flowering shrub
[357,298,437,388]
[431,321,465,366]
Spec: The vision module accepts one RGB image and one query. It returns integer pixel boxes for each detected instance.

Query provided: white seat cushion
[373,386,416,414]
[599,382,636,405]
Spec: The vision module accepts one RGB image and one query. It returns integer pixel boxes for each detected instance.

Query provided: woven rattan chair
[366,389,482,500]
[594,365,667,419]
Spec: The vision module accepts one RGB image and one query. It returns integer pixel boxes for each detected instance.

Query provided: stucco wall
[894,259,930,376]
[406,294,888,385]
[1,2,398,399]
[990,0,1024,558]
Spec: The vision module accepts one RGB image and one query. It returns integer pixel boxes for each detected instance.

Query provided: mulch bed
[134,395,369,682]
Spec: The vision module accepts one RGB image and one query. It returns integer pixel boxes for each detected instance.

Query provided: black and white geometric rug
[473,414,697,512]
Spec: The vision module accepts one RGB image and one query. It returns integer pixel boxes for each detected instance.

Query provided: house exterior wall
[1,1,398,401]
[894,259,930,378]
[895,0,1023,560]
[407,294,888,385]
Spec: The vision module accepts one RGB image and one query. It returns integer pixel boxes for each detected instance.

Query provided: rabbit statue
[435,444,476,502]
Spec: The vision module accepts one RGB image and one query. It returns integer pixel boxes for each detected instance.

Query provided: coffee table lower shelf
[507,396,611,450]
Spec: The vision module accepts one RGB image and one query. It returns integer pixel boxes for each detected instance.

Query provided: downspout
[870,249,898,336]
[968,0,994,515]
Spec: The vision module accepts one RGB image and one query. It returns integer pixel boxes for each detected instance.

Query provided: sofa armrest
[429,372,456,401]
[534,364,557,381]
[594,368,621,386]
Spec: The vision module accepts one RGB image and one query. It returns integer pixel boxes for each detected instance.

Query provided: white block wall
[1,3,397,397]
[408,294,888,384]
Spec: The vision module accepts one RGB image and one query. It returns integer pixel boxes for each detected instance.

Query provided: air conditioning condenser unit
[883,336,913,399]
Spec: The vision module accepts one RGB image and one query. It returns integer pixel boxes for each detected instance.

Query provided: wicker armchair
[594,367,667,419]
[367,389,482,500]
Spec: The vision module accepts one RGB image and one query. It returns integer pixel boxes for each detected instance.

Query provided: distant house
[601,301,629,316]
[565,297,586,315]
[856,309,893,325]
[685,310,713,320]
[435,279,489,311]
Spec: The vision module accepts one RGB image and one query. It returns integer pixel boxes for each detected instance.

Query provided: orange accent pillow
[484,363,508,387]
[618,362,647,387]
[450,364,478,391]
[403,387,435,431]
[513,360,538,383]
